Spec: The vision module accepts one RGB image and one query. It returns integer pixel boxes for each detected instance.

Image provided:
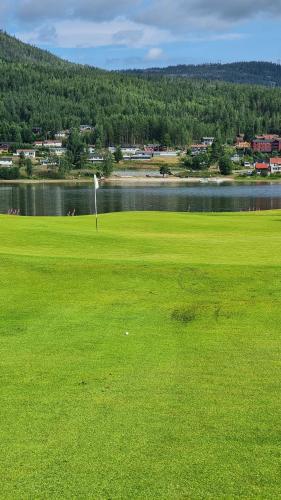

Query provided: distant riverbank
[1,175,281,185]
[0,175,234,185]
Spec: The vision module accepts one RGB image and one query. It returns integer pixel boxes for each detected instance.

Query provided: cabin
[0,157,13,166]
[270,157,281,173]
[43,140,63,148]
[0,143,10,154]
[190,144,208,156]
[51,148,67,156]
[153,151,178,158]
[55,130,69,139]
[255,162,270,175]
[202,137,214,146]
[15,149,36,158]
[88,155,104,163]
[236,141,251,150]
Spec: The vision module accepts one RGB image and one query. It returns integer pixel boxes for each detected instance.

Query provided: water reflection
[0,182,281,216]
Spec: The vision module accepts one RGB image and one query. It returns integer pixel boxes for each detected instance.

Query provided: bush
[219,156,233,175]
[0,167,20,179]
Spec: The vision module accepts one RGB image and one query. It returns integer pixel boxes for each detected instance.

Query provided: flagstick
[94,183,98,231]
[94,174,99,231]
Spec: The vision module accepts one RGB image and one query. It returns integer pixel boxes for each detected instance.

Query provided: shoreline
[0,175,281,185]
[0,175,234,185]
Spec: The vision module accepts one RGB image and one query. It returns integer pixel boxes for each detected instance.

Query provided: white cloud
[145,47,164,61]
[17,18,177,48]
[136,0,281,32]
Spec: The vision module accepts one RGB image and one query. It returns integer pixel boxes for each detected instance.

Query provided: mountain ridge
[124,61,281,87]
[1,31,281,87]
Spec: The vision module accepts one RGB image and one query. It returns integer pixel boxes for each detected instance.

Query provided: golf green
[1,211,281,498]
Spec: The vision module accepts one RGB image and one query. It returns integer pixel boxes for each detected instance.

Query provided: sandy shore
[0,176,233,185]
[0,175,279,185]
[105,175,234,184]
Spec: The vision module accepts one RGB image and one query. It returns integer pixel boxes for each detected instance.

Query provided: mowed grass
[1,211,281,498]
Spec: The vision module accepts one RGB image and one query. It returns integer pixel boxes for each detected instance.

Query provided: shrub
[0,167,20,179]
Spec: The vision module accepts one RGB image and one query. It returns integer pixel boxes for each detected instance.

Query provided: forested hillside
[126,62,281,87]
[1,32,281,145]
[0,31,67,66]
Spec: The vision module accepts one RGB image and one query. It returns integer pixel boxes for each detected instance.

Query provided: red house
[255,162,270,174]
[251,140,273,153]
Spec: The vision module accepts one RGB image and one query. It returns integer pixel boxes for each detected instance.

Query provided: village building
[43,140,63,148]
[255,134,280,141]
[251,136,281,153]
[0,143,10,154]
[270,157,281,173]
[202,137,214,146]
[0,157,13,166]
[15,149,36,158]
[51,147,67,156]
[55,130,69,139]
[190,144,208,155]
[88,154,104,163]
[255,162,270,175]
[251,139,273,153]
[236,141,251,150]
[153,151,178,158]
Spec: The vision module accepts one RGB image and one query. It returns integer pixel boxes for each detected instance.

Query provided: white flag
[94,174,99,190]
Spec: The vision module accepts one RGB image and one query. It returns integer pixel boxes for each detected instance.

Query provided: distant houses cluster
[1,127,281,178]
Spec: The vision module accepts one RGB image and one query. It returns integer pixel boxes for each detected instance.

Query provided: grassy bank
[1,211,281,498]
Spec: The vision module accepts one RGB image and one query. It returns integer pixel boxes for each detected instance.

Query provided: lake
[1,181,281,216]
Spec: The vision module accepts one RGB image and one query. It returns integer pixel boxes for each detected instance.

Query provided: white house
[270,157,281,173]
[43,140,63,148]
[89,155,104,163]
[202,137,215,146]
[55,130,69,139]
[121,147,141,156]
[52,148,67,156]
[153,151,178,158]
[190,144,208,156]
[0,157,13,166]
[15,149,36,158]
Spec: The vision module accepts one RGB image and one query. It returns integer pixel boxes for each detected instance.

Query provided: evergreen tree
[25,158,33,177]
[114,146,123,163]
[100,152,113,178]
[219,156,233,175]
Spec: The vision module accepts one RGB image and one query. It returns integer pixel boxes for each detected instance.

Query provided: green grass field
[1,211,281,498]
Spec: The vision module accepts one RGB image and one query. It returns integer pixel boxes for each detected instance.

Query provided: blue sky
[2,0,281,69]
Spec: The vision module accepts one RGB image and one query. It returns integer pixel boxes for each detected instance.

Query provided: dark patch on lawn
[171,306,197,324]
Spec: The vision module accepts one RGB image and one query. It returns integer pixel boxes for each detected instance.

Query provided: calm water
[1,181,281,216]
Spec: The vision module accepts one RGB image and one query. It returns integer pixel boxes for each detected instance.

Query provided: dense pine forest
[1,32,281,145]
[126,62,281,87]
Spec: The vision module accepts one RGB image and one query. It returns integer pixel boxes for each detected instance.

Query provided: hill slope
[126,61,281,87]
[0,31,68,66]
[1,32,281,145]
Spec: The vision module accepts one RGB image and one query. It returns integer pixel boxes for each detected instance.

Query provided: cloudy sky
[2,0,281,68]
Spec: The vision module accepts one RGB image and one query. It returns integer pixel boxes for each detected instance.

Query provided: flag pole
[94,174,99,231]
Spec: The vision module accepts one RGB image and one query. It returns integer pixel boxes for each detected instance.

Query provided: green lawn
[1,211,281,498]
